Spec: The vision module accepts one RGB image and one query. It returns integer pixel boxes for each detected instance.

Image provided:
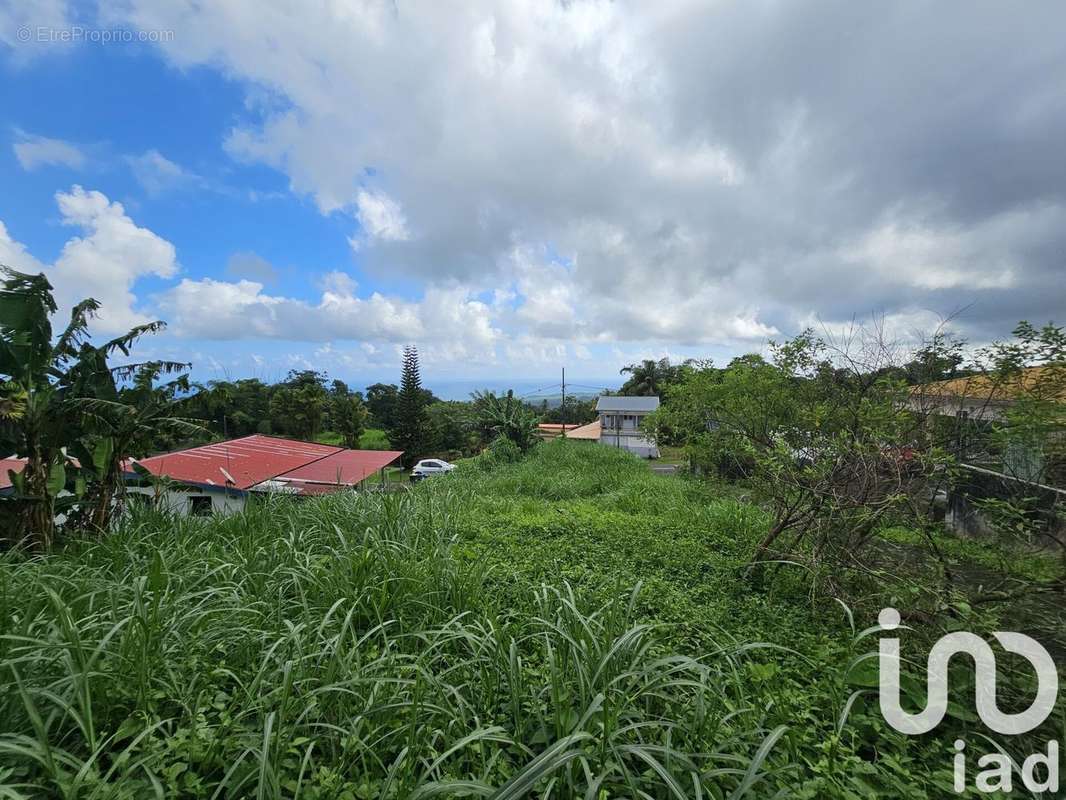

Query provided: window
[188,496,213,516]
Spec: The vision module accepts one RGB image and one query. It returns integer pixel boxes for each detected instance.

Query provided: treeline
[177,361,600,463]
[611,340,977,400]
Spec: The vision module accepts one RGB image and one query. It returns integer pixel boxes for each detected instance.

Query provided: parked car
[410,459,456,480]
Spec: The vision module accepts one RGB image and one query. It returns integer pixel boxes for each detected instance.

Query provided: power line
[518,383,562,398]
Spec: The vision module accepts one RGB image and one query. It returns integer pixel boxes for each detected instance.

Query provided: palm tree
[619,358,680,396]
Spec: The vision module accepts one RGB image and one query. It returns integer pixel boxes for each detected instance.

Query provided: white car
[411,459,456,480]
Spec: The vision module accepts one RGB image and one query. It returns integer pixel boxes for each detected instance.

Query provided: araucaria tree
[390,346,429,468]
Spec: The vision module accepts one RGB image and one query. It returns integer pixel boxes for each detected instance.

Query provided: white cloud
[0,186,178,334]
[126,149,202,194]
[13,130,85,170]
[95,0,1066,349]
[51,185,179,331]
[353,189,410,245]
[843,222,1012,291]
[840,204,1066,292]
[0,0,72,59]
[153,275,501,367]
[0,220,46,273]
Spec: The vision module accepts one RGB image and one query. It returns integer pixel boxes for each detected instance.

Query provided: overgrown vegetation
[647,321,1066,607]
[2,440,1061,797]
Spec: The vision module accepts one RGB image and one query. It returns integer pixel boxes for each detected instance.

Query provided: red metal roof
[274,449,402,489]
[0,458,24,490]
[130,435,403,494]
[1,456,82,491]
[132,435,342,490]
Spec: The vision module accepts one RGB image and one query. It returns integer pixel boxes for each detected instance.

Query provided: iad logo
[877,608,1060,793]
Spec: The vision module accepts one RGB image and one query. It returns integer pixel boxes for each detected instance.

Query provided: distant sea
[424,377,620,402]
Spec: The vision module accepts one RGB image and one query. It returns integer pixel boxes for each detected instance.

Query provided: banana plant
[0,266,174,548]
[472,390,542,452]
[70,363,206,530]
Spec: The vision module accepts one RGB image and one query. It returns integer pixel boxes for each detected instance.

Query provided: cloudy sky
[1,1,1063,388]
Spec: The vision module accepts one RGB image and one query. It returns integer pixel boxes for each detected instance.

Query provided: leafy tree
[960,322,1066,546]
[426,400,474,455]
[329,383,368,448]
[365,383,400,430]
[650,329,950,581]
[540,396,598,425]
[71,362,205,530]
[390,346,429,468]
[269,370,328,440]
[366,381,438,431]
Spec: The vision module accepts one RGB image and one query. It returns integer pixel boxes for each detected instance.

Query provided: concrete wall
[933,468,1065,548]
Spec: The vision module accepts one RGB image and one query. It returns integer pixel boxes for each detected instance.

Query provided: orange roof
[537,421,601,440]
[563,420,601,440]
[913,366,1065,403]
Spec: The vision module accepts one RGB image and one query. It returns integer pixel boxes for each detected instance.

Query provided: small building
[595,396,660,458]
[910,367,1065,482]
[909,367,1063,423]
[126,435,403,516]
[911,367,1065,541]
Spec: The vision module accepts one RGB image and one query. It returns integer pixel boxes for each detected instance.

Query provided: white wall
[126,486,246,516]
[600,435,659,459]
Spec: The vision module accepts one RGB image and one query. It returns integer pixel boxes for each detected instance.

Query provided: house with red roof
[125,434,403,516]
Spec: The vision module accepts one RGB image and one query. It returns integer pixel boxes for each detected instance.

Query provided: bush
[358,427,391,450]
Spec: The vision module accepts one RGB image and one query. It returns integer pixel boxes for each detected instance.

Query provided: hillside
[0,440,1042,797]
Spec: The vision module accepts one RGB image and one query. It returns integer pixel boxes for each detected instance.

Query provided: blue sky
[1,1,1063,394]
[0,38,427,385]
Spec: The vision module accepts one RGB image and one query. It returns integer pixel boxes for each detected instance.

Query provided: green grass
[358,428,391,450]
[653,445,687,465]
[312,429,391,450]
[0,440,1055,797]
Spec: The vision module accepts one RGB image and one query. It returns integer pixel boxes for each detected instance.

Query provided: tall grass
[0,480,790,798]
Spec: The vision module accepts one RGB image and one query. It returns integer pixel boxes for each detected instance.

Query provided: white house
[125,435,403,516]
[595,396,660,458]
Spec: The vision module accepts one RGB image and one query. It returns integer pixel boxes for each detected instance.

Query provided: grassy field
[0,440,1055,797]
[314,428,393,450]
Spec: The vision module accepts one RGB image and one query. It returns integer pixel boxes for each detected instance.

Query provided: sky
[0,1,1064,394]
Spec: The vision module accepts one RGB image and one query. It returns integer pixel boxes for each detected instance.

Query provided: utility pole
[561,366,566,437]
